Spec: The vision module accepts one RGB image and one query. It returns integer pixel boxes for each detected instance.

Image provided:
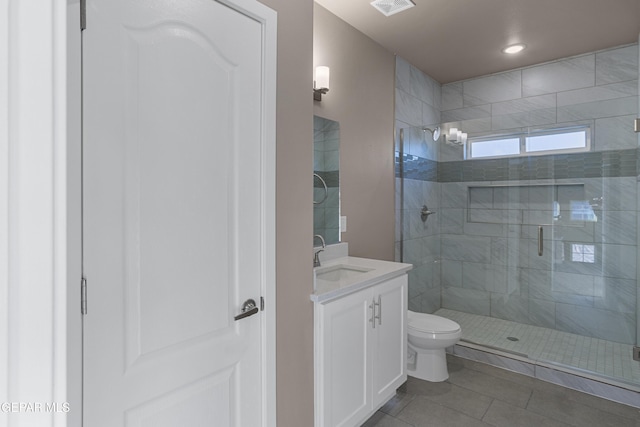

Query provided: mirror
[313,116,340,245]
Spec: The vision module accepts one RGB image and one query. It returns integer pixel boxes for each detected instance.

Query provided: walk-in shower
[395,43,640,403]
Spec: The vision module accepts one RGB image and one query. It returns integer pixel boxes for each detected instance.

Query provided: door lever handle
[234,299,259,321]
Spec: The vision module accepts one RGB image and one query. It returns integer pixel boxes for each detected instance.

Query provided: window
[467,126,590,159]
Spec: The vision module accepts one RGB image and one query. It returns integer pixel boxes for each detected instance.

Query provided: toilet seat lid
[408,311,461,334]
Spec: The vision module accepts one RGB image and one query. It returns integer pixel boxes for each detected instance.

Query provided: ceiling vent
[370,0,416,17]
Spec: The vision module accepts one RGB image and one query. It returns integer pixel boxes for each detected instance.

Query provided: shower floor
[434,308,640,389]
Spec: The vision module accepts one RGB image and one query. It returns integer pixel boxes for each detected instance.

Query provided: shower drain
[507,337,519,342]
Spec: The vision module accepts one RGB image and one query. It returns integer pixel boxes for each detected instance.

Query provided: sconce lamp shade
[314,66,330,101]
[315,66,330,90]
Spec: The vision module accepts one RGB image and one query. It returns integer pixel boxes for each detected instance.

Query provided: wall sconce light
[447,127,468,145]
[314,66,330,101]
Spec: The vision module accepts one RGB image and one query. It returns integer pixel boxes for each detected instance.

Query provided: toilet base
[407,346,449,382]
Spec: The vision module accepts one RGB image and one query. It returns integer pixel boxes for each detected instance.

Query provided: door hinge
[81,277,87,315]
[260,296,264,311]
[80,0,86,31]
[634,118,640,133]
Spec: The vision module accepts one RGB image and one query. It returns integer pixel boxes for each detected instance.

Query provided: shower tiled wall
[395,57,442,313]
[395,44,640,345]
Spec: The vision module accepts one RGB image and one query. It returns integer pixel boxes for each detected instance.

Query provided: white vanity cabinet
[314,272,407,427]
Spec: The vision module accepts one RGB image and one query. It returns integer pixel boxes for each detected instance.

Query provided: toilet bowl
[407,310,462,382]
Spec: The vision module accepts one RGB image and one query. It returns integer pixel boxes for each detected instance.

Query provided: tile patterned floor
[362,355,640,427]
[435,308,640,387]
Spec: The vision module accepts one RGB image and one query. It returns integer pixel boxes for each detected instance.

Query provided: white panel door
[83,0,270,425]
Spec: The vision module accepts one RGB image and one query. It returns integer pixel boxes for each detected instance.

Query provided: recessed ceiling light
[502,44,526,54]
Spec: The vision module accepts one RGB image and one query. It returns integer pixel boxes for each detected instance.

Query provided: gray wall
[314,4,396,261]
[396,44,640,345]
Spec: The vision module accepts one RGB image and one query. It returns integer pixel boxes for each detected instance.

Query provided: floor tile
[527,389,638,427]
[482,399,572,427]
[362,412,414,427]
[447,366,533,408]
[396,396,493,427]
[404,377,492,419]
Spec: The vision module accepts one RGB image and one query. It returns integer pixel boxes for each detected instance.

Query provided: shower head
[423,126,441,141]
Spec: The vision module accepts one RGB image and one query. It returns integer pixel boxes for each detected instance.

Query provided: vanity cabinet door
[371,275,407,408]
[318,290,373,427]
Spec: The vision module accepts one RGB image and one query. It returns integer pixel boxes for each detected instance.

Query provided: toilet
[407,310,462,382]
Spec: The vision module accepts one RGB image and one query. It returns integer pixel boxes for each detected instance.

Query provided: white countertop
[310,256,413,303]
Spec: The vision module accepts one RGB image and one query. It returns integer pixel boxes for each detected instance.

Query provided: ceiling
[314,0,640,84]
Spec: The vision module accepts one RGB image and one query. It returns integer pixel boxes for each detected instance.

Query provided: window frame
[466,125,592,160]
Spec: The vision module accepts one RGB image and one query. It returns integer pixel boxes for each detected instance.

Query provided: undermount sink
[315,264,373,282]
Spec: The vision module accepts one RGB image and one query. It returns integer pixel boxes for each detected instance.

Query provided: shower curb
[448,343,640,409]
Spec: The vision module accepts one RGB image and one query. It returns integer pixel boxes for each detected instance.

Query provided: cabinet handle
[376,295,382,325]
[369,298,376,329]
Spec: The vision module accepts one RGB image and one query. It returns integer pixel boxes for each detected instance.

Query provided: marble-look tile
[439,208,464,234]
[557,95,638,122]
[492,94,557,116]
[469,208,522,225]
[463,70,522,106]
[441,260,463,287]
[410,65,436,106]
[593,276,636,314]
[464,221,510,238]
[491,294,530,324]
[324,150,339,170]
[556,243,636,280]
[441,235,491,262]
[594,115,639,151]
[420,287,441,314]
[395,56,411,95]
[438,140,465,162]
[584,177,637,211]
[463,262,508,293]
[468,186,493,209]
[523,268,595,308]
[395,88,423,127]
[555,303,635,345]
[491,237,527,267]
[441,104,492,123]
[442,82,463,111]
[421,103,440,131]
[441,286,490,316]
[552,271,595,297]
[493,186,529,209]
[557,80,637,106]
[491,108,557,132]
[528,298,556,329]
[459,117,493,134]
[595,210,637,245]
[522,54,595,97]
[595,44,639,85]
[440,182,468,208]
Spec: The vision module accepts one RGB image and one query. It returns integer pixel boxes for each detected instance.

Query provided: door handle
[375,295,382,325]
[234,299,259,321]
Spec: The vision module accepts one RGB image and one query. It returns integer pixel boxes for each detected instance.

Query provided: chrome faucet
[313,234,326,267]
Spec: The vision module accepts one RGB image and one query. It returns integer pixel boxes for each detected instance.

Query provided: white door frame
[0,1,277,426]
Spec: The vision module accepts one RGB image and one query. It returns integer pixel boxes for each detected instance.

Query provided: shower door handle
[538,226,543,256]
